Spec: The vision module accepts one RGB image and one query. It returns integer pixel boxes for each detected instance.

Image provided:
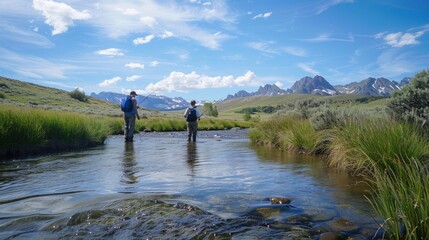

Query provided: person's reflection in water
[122,142,138,184]
[186,142,198,178]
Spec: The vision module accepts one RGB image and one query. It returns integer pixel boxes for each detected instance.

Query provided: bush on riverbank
[0,106,110,159]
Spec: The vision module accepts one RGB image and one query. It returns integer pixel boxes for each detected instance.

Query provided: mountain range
[91,75,411,110]
[90,92,189,111]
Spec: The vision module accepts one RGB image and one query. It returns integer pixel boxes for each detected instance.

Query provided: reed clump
[249,115,322,154]
[368,158,429,240]
[0,106,110,158]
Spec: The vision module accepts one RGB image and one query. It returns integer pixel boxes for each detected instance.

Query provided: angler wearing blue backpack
[121,91,140,142]
[183,100,201,142]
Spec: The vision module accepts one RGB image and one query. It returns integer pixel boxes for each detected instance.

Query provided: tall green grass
[327,118,429,173]
[368,158,429,240]
[250,112,429,239]
[0,106,110,156]
[249,115,321,154]
[107,116,253,134]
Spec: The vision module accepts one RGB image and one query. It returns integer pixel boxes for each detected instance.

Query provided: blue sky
[0,0,428,101]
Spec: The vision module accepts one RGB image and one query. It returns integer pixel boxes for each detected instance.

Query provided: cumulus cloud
[125,63,145,69]
[145,71,259,93]
[126,75,142,81]
[382,31,425,47]
[32,0,91,35]
[99,76,121,87]
[133,34,155,45]
[95,48,124,56]
[298,63,320,76]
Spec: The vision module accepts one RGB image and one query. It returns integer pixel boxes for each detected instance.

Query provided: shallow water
[0,129,381,239]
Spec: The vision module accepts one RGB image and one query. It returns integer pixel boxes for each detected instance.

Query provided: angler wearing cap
[122,91,140,142]
[183,100,201,142]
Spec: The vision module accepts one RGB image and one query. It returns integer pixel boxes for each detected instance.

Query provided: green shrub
[388,70,429,124]
[69,88,88,102]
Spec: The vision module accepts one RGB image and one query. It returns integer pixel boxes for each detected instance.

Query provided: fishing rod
[140,90,156,102]
[136,90,156,110]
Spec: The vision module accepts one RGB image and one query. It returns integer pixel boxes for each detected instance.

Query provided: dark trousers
[187,121,198,142]
[124,114,136,141]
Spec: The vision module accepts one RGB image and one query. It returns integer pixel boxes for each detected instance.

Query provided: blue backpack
[121,96,133,112]
[186,108,197,122]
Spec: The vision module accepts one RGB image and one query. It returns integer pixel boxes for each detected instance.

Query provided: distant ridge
[90,92,189,111]
[335,77,410,96]
[225,75,410,100]
[226,84,288,100]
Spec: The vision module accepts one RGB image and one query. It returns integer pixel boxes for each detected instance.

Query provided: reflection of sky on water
[0,131,373,223]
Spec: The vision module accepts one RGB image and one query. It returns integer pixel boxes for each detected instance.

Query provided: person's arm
[196,108,201,119]
[133,99,140,119]
[183,108,189,118]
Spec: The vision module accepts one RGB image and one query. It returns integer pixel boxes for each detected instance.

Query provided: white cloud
[282,46,306,57]
[88,1,233,49]
[150,61,160,67]
[0,21,54,48]
[125,63,145,69]
[133,34,155,45]
[248,41,306,57]
[383,31,425,47]
[316,0,354,15]
[274,81,283,88]
[160,31,174,39]
[298,63,320,76]
[145,71,259,93]
[376,49,413,76]
[247,41,277,54]
[140,16,157,28]
[117,8,139,16]
[0,47,74,79]
[32,0,91,35]
[252,12,272,19]
[95,48,124,56]
[126,75,142,82]
[98,76,121,87]
[302,34,354,42]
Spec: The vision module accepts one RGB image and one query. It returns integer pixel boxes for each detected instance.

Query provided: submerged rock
[319,231,343,240]
[269,197,292,205]
[327,217,359,232]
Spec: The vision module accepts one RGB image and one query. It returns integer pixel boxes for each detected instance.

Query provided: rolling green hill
[0,76,159,117]
[214,94,389,120]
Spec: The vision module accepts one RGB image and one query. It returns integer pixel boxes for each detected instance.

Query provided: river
[0,129,382,239]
